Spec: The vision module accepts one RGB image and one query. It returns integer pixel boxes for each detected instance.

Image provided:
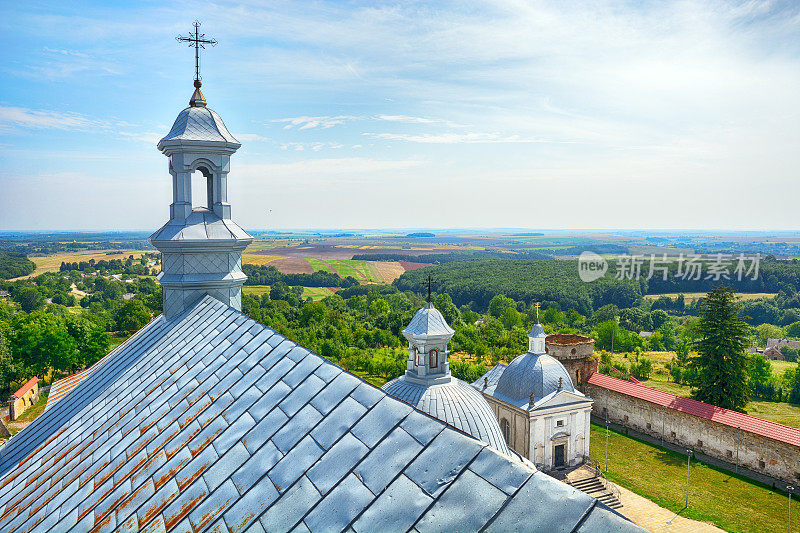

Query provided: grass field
[590,423,799,533]
[644,292,778,303]
[243,285,335,301]
[308,258,333,273]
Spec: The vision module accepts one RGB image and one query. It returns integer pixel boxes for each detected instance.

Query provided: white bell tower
[150,24,253,319]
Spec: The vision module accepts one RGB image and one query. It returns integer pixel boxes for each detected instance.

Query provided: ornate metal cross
[424,273,435,303]
[535,302,540,322]
[176,20,217,83]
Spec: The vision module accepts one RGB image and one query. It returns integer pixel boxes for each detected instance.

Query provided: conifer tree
[690,285,750,411]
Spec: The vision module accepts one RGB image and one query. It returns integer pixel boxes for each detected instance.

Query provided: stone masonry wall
[586,383,800,484]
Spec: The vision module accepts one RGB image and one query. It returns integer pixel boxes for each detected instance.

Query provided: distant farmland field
[243,285,335,301]
[242,253,283,266]
[643,292,777,303]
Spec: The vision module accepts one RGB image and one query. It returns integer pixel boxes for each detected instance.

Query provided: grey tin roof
[529,322,546,337]
[150,208,252,244]
[475,352,584,410]
[159,106,240,145]
[0,296,642,532]
[382,376,511,456]
[402,303,455,339]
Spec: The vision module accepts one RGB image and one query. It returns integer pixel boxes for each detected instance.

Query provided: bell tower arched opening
[190,167,213,209]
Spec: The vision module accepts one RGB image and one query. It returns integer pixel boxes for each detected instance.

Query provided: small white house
[474,322,593,470]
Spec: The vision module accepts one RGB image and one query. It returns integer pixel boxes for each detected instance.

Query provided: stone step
[567,477,623,510]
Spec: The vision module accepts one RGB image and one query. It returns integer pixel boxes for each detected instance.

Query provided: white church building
[474,321,594,471]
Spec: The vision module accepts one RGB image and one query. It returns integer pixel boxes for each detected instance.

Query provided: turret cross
[176,20,217,83]
[424,273,435,303]
[535,302,540,322]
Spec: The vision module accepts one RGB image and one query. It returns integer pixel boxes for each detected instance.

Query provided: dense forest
[0,252,36,280]
[394,257,800,314]
[394,259,644,314]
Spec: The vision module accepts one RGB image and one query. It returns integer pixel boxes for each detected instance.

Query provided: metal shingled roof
[588,373,800,448]
[402,303,455,338]
[382,376,511,456]
[159,106,240,145]
[476,353,580,409]
[0,296,643,532]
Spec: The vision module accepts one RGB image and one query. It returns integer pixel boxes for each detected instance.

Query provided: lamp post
[685,449,693,508]
[788,486,794,533]
[605,418,609,473]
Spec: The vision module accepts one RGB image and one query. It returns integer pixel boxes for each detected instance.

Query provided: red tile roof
[11,377,38,399]
[587,372,800,447]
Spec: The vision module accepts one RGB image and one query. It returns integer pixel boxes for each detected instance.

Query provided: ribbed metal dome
[158,106,239,146]
[493,352,574,402]
[383,376,511,455]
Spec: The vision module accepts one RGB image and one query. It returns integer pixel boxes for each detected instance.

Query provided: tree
[631,356,653,380]
[748,355,772,397]
[12,312,78,378]
[488,294,516,319]
[790,362,800,404]
[651,309,669,330]
[15,287,44,313]
[66,317,110,370]
[114,300,151,334]
[0,331,22,392]
[755,323,783,347]
[592,304,619,325]
[690,286,751,411]
[785,321,800,339]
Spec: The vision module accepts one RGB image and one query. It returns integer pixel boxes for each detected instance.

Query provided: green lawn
[590,423,799,533]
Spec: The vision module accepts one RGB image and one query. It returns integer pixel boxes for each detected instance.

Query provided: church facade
[474,322,594,471]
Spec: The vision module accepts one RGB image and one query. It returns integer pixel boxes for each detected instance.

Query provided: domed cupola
[383,298,511,455]
[492,352,575,407]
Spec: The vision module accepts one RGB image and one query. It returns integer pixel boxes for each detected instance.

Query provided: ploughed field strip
[0,296,641,532]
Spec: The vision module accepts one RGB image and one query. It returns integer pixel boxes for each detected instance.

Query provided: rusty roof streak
[0,296,643,532]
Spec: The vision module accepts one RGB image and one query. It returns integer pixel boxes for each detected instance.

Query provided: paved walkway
[613,483,724,533]
[566,466,724,533]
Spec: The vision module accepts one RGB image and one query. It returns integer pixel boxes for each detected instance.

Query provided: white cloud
[0,106,105,131]
[272,116,356,130]
[363,132,545,144]
[234,133,270,142]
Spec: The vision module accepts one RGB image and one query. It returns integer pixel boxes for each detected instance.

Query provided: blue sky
[1,1,799,231]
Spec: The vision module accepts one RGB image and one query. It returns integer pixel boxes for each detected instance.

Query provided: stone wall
[586,383,800,484]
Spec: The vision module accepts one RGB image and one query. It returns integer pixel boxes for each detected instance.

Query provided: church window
[429,349,439,369]
[671,431,676,439]
[556,420,564,428]
[414,348,419,366]
[571,348,577,355]
[726,450,733,458]
[697,440,703,448]
[646,423,651,430]
[759,460,765,469]
[501,418,510,444]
